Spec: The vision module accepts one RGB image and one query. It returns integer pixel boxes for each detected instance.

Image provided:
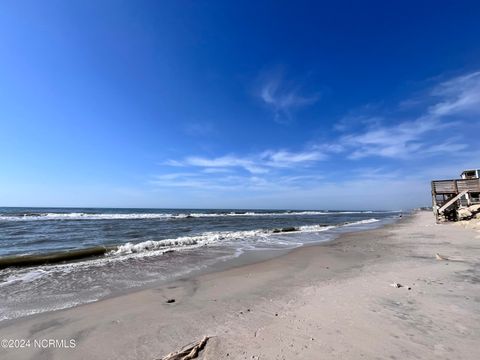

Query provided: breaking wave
[110,218,380,255]
[0,218,381,269]
[0,210,398,221]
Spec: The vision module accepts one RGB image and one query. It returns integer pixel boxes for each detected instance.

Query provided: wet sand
[1,211,479,359]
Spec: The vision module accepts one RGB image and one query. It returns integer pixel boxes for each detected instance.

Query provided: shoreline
[1,210,479,359]
[0,215,396,323]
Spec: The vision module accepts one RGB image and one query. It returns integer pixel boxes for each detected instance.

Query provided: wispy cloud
[422,138,468,155]
[155,147,329,197]
[261,149,326,167]
[184,155,268,174]
[162,159,186,167]
[150,171,326,194]
[166,148,327,175]
[336,70,480,159]
[202,167,234,174]
[151,70,479,204]
[259,71,319,123]
[429,71,480,117]
[341,116,453,159]
[153,173,198,180]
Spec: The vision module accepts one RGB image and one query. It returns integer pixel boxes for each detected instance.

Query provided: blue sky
[1,1,479,210]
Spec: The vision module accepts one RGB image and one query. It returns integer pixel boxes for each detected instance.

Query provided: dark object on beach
[408,287,412,290]
[272,227,298,233]
[275,313,278,316]
[166,299,176,303]
[390,283,403,288]
[159,336,209,360]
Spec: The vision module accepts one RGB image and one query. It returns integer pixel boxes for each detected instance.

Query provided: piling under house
[431,169,480,222]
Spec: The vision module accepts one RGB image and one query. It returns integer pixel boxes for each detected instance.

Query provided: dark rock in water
[163,250,175,254]
[23,212,44,217]
[166,299,176,303]
[0,246,114,269]
[272,227,298,233]
[185,215,194,219]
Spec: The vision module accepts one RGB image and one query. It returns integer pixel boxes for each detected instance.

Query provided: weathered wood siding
[432,178,480,194]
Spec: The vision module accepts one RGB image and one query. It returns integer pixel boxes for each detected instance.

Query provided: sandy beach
[0,210,479,360]
[2,2,479,359]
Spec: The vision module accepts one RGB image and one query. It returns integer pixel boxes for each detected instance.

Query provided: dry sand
[1,210,479,360]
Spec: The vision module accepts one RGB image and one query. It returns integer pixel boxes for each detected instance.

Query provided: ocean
[0,207,401,321]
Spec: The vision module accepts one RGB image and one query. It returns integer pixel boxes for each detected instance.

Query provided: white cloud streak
[341,116,452,159]
[260,73,319,122]
[337,70,480,159]
[429,71,480,117]
[184,155,268,174]
[152,70,479,199]
[262,150,326,167]
[167,149,327,175]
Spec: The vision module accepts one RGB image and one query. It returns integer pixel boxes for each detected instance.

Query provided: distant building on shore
[431,169,480,222]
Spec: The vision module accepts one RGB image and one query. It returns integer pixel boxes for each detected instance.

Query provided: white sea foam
[0,298,99,322]
[0,210,399,221]
[0,269,47,287]
[298,224,336,232]
[0,213,174,221]
[111,219,380,256]
[342,218,380,226]
[111,229,268,255]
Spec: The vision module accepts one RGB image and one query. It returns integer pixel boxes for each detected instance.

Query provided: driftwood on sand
[435,253,468,262]
[436,253,449,261]
[159,336,209,360]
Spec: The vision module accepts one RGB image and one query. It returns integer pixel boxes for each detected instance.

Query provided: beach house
[431,169,480,222]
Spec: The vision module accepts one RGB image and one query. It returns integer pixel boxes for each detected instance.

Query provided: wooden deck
[432,178,480,194]
[431,178,480,222]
